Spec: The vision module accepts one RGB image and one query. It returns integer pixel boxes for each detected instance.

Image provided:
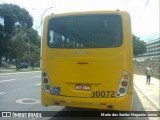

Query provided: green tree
[0,3,33,65]
[0,24,4,65]
[133,34,146,56]
[10,31,28,63]
[10,27,40,69]
[23,28,40,68]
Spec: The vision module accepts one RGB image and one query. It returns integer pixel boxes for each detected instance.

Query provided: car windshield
[48,14,123,48]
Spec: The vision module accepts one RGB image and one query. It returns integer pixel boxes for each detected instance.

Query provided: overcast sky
[0,0,159,39]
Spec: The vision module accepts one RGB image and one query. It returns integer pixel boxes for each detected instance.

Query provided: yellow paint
[41,10,133,111]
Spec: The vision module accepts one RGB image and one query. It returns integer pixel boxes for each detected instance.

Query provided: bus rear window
[48,14,123,48]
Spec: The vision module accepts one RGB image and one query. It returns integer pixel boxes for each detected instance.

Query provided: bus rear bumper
[42,90,133,111]
[114,93,133,111]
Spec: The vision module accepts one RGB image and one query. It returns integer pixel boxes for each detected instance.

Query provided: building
[142,38,160,60]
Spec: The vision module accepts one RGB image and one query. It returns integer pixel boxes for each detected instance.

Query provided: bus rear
[41,11,133,111]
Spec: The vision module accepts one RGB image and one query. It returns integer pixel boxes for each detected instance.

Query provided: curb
[134,83,160,111]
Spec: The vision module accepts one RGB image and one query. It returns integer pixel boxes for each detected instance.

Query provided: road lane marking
[0,79,16,83]
[35,83,41,86]
[16,98,40,104]
[34,76,41,77]
[0,92,5,95]
[0,71,41,76]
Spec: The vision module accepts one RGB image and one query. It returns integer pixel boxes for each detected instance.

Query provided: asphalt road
[0,72,159,120]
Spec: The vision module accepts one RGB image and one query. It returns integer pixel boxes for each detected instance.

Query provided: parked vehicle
[16,63,28,69]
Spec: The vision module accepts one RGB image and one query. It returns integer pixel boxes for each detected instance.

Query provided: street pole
[29,38,30,68]
[158,55,160,80]
[39,7,53,69]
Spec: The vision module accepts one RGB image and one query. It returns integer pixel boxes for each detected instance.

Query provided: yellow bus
[41,10,133,111]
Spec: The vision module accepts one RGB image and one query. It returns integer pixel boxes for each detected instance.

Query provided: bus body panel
[46,48,123,98]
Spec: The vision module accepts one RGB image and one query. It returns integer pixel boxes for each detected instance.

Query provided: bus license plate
[76,84,91,90]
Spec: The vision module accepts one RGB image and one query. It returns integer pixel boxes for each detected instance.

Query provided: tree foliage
[133,34,146,56]
[10,27,40,68]
[0,3,40,68]
[0,4,33,31]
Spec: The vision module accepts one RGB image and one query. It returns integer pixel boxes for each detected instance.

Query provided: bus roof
[47,10,129,18]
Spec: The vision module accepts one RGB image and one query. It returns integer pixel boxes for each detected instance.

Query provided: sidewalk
[134,74,160,110]
[0,67,16,72]
[0,67,40,72]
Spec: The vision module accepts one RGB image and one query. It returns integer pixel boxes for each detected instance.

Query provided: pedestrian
[145,65,153,84]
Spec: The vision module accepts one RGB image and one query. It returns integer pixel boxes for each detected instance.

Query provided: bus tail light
[116,71,130,97]
[121,81,127,86]
[42,70,52,94]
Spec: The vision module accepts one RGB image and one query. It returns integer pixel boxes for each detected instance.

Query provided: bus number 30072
[91,91,116,98]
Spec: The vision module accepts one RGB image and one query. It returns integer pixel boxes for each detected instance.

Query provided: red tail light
[121,81,127,86]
